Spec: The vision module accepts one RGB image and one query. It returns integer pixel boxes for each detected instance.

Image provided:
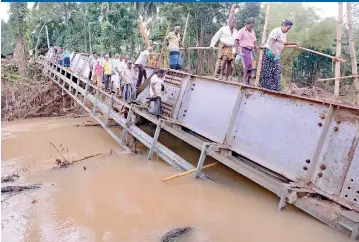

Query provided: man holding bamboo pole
[210,18,238,81]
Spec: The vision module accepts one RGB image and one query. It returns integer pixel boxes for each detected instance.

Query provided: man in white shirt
[210,18,238,81]
[121,60,136,102]
[111,54,122,95]
[135,46,152,88]
[149,69,165,117]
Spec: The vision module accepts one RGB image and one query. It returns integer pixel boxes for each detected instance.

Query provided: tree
[9,2,28,76]
[1,20,13,56]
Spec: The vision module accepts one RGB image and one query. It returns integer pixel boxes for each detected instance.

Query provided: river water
[1,117,351,242]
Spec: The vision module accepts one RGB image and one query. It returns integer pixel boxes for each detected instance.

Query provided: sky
[0,2,341,22]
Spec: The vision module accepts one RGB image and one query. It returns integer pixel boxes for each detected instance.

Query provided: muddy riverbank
[1,116,351,242]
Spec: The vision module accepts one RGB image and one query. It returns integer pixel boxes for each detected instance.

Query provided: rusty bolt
[306,159,311,164]
[318,122,323,127]
[319,113,326,119]
[303,166,308,171]
[320,164,326,170]
[334,127,339,132]
[318,172,323,178]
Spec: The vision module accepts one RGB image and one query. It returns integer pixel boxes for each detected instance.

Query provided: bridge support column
[105,94,114,127]
[148,120,163,160]
[121,107,134,145]
[92,87,100,115]
[83,81,89,106]
[195,143,210,178]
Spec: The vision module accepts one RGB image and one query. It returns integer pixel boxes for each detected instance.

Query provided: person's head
[105,54,110,60]
[281,19,293,33]
[228,18,237,29]
[157,69,165,78]
[115,53,120,59]
[124,55,129,62]
[174,26,180,34]
[127,60,132,69]
[93,52,98,59]
[245,17,255,31]
[147,46,153,53]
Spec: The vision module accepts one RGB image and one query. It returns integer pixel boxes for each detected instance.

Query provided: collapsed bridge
[36,49,359,240]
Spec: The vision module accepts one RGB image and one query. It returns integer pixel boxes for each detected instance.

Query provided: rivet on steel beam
[191,88,194,90]
[333,127,339,132]
[318,122,323,127]
[320,164,326,170]
[336,121,341,124]
[184,110,187,113]
[318,173,323,178]
[319,113,326,119]
[303,166,308,171]
[306,159,311,164]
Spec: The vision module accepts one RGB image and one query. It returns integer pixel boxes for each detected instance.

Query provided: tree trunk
[13,36,28,76]
[347,2,359,105]
[334,3,343,98]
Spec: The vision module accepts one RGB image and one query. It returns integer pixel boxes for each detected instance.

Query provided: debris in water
[32,199,38,204]
[1,173,20,183]
[83,166,87,171]
[161,227,192,242]
[50,141,105,168]
[1,184,42,194]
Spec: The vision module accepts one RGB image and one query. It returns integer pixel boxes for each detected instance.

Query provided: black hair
[281,19,293,27]
[246,17,256,25]
[157,69,166,75]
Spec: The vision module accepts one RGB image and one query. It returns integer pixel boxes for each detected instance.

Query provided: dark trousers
[136,69,147,88]
[103,75,111,91]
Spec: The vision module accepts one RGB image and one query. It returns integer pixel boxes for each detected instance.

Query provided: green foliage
[1,20,13,55]
[9,3,28,38]
[5,2,359,85]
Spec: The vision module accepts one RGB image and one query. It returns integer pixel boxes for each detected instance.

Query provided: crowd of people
[86,47,165,116]
[51,18,297,118]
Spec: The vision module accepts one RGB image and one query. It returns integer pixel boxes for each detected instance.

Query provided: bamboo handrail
[285,45,346,62]
[317,75,359,82]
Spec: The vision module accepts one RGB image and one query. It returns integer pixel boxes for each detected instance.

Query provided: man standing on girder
[210,18,238,81]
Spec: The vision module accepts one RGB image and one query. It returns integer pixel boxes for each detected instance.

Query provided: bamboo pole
[139,17,151,48]
[181,47,218,50]
[182,12,190,46]
[255,3,271,86]
[45,25,50,49]
[286,45,346,62]
[317,75,359,82]
[155,25,170,68]
[334,3,343,98]
[162,162,219,182]
[347,2,359,104]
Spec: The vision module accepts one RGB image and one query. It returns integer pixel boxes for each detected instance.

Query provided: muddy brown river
[1,117,351,242]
